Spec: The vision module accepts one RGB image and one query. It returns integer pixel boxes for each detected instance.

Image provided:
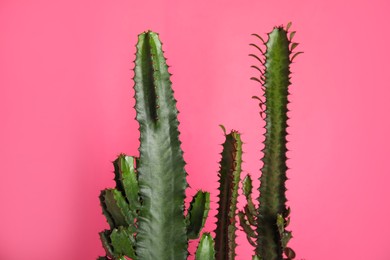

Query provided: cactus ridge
[214,128,243,260]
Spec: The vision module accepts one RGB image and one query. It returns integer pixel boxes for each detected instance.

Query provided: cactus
[213,126,242,260]
[193,127,242,260]
[240,23,302,260]
[98,31,210,260]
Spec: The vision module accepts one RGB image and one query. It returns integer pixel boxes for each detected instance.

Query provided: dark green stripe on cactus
[215,129,242,260]
[251,24,299,260]
[134,31,188,260]
[187,190,211,239]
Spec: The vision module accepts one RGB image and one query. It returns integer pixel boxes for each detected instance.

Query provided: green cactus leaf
[250,65,264,74]
[290,52,303,62]
[242,175,257,220]
[219,124,227,135]
[289,31,296,41]
[187,190,211,239]
[252,255,261,260]
[286,22,292,31]
[134,31,188,260]
[284,247,296,259]
[101,189,134,228]
[215,131,242,260]
[195,233,215,260]
[110,227,136,259]
[290,42,299,51]
[251,33,266,44]
[250,77,263,84]
[249,54,263,64]
[113,154,140,212]
[281,231,293,249]
[250,43,264,54]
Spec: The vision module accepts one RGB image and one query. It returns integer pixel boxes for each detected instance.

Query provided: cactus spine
[240,23,301,260]
[99,31,210,260]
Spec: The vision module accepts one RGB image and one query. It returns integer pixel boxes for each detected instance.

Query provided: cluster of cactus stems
[99,23,300,260]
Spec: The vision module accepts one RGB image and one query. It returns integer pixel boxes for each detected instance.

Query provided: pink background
[1,0,389,259]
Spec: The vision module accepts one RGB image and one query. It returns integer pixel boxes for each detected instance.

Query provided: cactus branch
[215,129,242,260]
[186,190,211,239]
[250,24,300,260]
[134,31,188,260]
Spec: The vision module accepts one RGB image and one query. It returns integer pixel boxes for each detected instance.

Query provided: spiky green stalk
[133,31,188,260]
[99,155,138,259]
[250,24,300,260]
[99,31,211,260]
[214,127,242,260]
[187,191,211,239]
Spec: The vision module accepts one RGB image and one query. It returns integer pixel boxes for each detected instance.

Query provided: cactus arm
[242,175,257,226]
[238,211,257,248]
[214,130,242,260]
[99,230,115,258]
[251,24,299,259]
[110,227,136,259]
[100,189,134,228]
[134,31,188,260]
[113,155,140,212]
[186,190,211,239]
[195,233,216,260]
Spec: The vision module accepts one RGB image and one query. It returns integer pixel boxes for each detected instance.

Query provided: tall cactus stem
[252,24,299,260]
[214,128,243,260]
[133,31,188,260]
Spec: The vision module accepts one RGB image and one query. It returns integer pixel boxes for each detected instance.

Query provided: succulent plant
[240,22,302,260]
[98,31,210,260]
[98,23,302,260]
[213,127,242,260]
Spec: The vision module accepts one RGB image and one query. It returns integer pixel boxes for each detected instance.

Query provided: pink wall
[1,0,390,259]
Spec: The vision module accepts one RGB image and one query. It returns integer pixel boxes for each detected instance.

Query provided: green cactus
[240,23,302,260]
[213,126,242,260]
[98,31,210,260]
